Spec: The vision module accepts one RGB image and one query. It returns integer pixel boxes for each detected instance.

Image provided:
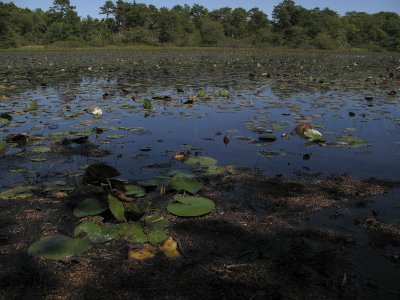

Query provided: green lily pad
[145,215,172,243]
[272,125,284,131]
[0,118,10,127]
[124,184,146,197]
[0,185,40,200]
[202,166,225,176]
[28,100,39,111]
[120,223,148,243]
[108,194,126,222]
[73,221,120,243]
[107,134,124,139]
[167,196,215,217]
[28,234,91,259]
[165,169,194,178]
[73,198,108,218]
[184,156,217,167]
[258,135,277,142]
[138,177,171,187]
[198,89,207,97]
[303,129,325,142]
[30,157,48,162]
[31,147,51,154]
[143,98,152,109]
[0,141,5,151]
[214,90,230,98]
[337,136,372,148]
[169,175,203,194]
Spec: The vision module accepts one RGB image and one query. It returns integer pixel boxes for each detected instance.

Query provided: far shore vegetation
[0,0,399,52]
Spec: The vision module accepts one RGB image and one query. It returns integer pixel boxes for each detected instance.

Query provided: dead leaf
[159,236,181,259]
[128,244,157,260]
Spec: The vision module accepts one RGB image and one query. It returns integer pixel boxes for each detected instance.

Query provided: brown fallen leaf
[51,191,68,199]
[159,236,181,259]
[112,189,134,203]
[128,243,157,260]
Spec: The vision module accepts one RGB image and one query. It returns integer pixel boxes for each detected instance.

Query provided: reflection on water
[0,51,399,188]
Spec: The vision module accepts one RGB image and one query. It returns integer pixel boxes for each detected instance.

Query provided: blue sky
[3,0,400,18]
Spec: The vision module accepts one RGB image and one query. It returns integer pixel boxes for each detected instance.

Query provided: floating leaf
[128,243,157,260]
[272,125,284,131]
[169,175,203,194]
[0,141,5,151]
[73,222,120,243]
[122,223,148,243]
[258,135,277,142]
[337,136,371,148]
[30,157,47,162]
[145,215,171,244]
[28,234,91,259]
[167,196,215,217]
[107,134,123,139]
[0,118,10,127]
[201,166,225,176]
[303,129,325,142]
[159,236,181,258]
[214,90,230,98]
[124,184,146,197]
[184,156,217,167]
[108,194,126,222]
[28,100,39,112]
[198,89,207,97]
[31,147,51,154]
[138,177,171,187]
[165,169,194,178]
[143,98,152,109]
[0,185,40,200]
[73,198,108,218]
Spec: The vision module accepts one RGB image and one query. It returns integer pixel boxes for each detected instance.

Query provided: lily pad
[0,141,5,151]
[0,185,40,200]
[184,156,217,167]
[167,196,215,217]
[169,175,203,194]
[30,157,47,162]
[73,222,120,243]
[73,198,108,218]
[124,184,146,197]
[120,223,148,243]
[303,129,325,142]
[28,100,39,111]
[138,177,171,187]
[145,215,171,243]
[143,98,152,109]
[28,234,91,259]
[258,135,277,142]
[0,118,10,127]
[108,194,126,222]
[198,89,207,97]
[337,136,371,148]
[31,147,51,154]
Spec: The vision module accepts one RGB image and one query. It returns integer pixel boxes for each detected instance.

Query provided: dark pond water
[0,50,399,188]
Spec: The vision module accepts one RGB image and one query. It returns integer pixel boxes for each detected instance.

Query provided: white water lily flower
[91,107,102,116]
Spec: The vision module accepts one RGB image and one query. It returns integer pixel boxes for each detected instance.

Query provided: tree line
[0,0,399,51]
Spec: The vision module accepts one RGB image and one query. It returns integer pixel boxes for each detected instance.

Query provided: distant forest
[1,0,399,51]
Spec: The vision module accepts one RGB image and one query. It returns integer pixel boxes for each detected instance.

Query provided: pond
[0,49,399,188]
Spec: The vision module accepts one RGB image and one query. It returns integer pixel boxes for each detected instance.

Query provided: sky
[3,0,400,18]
